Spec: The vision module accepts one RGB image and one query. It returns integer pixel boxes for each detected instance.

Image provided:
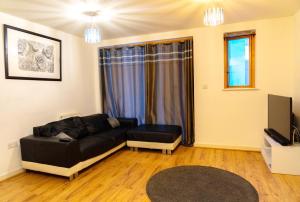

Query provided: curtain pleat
[145,44,157,124]
[183,40,195,146]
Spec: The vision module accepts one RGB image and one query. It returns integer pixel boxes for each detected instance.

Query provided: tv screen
[268,94,292,143]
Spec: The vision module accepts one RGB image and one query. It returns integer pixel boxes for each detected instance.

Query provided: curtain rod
[98,36,193,50]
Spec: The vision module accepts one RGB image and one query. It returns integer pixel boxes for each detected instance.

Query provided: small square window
[224,30,255,88]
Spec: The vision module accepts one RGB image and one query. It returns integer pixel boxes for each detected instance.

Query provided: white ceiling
[0,0,299,40]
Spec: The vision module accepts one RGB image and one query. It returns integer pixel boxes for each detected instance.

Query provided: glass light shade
[84,25,101,43]
[203,8,224,26]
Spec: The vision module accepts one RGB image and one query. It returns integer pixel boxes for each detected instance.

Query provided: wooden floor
[1,146,300,202]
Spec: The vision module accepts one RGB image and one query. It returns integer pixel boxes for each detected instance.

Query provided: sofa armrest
[20,135,80,168]
[117,117,138,128]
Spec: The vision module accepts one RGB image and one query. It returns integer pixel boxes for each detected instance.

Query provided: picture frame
[4,24,62,81]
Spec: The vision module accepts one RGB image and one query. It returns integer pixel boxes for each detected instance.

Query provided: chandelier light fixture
[83,11,102,43]
[203,6,224,26]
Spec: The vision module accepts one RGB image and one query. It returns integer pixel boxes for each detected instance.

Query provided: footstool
[126,124,182,155]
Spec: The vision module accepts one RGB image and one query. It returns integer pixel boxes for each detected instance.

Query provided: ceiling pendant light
[83,11,101,43]
[203,5,224,26]
[84,23,101,43]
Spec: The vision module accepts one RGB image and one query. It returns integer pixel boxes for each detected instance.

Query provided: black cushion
[52,117,89,139]
[117,117,138,129]
[93,128,127,146]
[78,136,115,161]
[81,114,112,134]
[33,117,88,139]
[33,122,59,137]
[127,124,182,143]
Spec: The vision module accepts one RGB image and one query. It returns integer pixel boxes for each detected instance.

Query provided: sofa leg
[162,149,166,154]
[74,172,79,178]
[167,150,172,155]
[131,147,138,152]
[69,175,74,181]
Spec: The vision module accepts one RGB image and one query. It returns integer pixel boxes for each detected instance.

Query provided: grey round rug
[146,166,259,202]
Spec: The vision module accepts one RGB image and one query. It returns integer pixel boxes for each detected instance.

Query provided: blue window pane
[228,38,249,87]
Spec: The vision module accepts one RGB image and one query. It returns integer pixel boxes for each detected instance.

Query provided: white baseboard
[194,143,260,152]
[0,168,24,182]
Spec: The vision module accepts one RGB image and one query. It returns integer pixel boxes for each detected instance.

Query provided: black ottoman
[127,124,182,155]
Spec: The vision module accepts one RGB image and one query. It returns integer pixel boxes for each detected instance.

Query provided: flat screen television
[267,94,293,145]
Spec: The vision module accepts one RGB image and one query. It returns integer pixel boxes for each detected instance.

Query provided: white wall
[293,10,300,126]
[96,16,296,150]
[0,12,97,179]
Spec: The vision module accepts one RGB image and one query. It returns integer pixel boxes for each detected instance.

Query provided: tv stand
[262,133,300,175]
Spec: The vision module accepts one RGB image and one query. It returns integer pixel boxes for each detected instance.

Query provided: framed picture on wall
[3,24,62,81]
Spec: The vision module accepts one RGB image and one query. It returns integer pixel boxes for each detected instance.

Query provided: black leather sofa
[20,114,137,179]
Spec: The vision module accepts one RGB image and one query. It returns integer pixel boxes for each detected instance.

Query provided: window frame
[224,31,256,89]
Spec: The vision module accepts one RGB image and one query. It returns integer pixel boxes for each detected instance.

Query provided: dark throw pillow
[52,117,89,139]
[33,122,59,137]
[81,114,112,134]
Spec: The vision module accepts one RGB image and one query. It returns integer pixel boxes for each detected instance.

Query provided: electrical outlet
[8,141,18,150]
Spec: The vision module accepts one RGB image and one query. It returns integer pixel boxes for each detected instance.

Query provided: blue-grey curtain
[99,46,146,124]
[145,40,194,146]
[99,39,194,146]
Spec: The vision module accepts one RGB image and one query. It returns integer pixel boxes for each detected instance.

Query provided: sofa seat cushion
[78,136,115,161]
[127,124,182,143]
[81,114,112,134]
[93,128,127,146]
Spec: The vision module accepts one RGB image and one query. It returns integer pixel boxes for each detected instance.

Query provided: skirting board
[194,143,260,152]
[0,168,24,182]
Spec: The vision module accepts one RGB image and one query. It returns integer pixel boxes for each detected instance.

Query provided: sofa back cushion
[33,122,58,137]
[52,117,89,139]
[81,114,112,134]
[33,117,89,139]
